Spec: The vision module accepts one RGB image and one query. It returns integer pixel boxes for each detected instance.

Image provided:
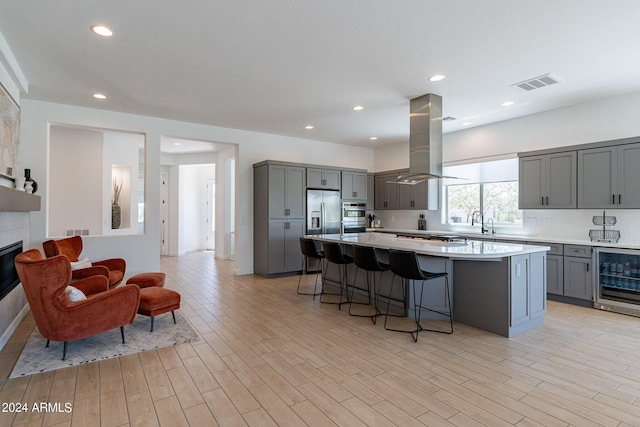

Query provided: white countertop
[367,227,640,250]
[310,232,550,260]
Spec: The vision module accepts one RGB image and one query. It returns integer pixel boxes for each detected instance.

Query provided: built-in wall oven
[595,247,640,317]
[342,202,366,233]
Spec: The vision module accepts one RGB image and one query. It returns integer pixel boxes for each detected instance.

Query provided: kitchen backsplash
[370,208,640,245]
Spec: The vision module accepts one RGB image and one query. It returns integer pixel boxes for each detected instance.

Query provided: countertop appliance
[306,189,341,235]
[342,202,366,233]
[595,247,640,317]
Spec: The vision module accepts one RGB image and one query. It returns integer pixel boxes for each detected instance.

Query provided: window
[443,157,522,226]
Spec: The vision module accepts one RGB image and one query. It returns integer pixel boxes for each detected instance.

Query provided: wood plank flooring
[2,251,640,426]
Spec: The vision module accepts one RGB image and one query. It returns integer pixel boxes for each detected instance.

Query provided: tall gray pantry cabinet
[254,161,305,277]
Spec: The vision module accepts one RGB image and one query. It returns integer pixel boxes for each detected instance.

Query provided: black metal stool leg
[414,276,453,336]
[349,267,378,321]
[320,260,350,308]
[297,256,322,298]
[385,274,412,334]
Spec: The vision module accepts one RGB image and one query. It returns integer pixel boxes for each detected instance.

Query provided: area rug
[10,312,199,378]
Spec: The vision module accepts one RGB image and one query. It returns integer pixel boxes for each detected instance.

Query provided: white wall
[49,126,103,236]
[20,99,374,276]
[374,90,640,245]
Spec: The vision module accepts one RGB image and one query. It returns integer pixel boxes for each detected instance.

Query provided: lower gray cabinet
[266,219,304,275]
[563,244,593,301]
[546,254,564,295]
[563,255,593,300]
[532,242,564,296]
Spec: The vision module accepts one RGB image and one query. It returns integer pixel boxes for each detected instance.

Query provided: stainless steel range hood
[393,93,448,184]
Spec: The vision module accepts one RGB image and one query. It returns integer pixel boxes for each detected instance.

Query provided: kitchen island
[310,233,550,337]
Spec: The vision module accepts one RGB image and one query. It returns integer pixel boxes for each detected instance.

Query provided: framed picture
[0,82,20,187]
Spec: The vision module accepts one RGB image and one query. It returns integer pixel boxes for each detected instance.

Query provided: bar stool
[297,238,324,298]
[350,245,389,324]
[384,249,453,342]
[320,241,353,309]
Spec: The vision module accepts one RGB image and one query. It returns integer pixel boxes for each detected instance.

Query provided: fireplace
[0,241,23,301]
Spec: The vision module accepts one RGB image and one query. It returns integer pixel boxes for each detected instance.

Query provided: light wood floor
[2,251,640,426]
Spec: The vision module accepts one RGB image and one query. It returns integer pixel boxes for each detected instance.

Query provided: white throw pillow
[70,257,92,270]
[65,285,87,302]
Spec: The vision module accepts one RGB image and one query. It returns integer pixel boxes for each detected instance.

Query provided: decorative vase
[23,169,38,194]
[111,204,121,229]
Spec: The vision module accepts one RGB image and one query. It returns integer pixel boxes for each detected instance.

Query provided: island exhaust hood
[393,93,452,184]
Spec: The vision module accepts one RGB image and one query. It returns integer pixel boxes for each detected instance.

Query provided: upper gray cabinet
[307,168,341,190]
[398,179,439,210]
[374,170,438,210]
[374,173,398,210]
[268,164,305,219]
[578,142,640,208]
[519,152,576,209]
[366,174,374,210]
[341,171,367,200]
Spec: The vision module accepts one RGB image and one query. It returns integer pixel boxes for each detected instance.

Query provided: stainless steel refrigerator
[306,189,341,235]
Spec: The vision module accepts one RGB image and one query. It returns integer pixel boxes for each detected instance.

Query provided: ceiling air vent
[511,73,563,92]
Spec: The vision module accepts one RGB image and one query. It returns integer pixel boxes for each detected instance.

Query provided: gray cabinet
[563,245,593,301]
[341,171,367,200]
[307,168,341,190]
[519,152,576,209]
[578,143,640,208]
[267,220,304,274]
[268,164,305,219]
[398,179,438,210]
[254,161,306,277]
[375,170,438,210]
[530,242,564,296]
[366,174,374,210]
[546,254,564,295]
[374,173,398,210]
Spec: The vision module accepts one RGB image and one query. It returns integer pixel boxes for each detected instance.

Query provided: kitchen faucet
[486,218,496,235]
[471,210,488,234]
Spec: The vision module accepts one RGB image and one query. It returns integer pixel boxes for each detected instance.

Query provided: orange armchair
[14,249,140,360]
[43,236,126,289]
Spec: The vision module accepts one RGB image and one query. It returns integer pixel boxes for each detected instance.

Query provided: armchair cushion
[65,286,87,302]
[70,257,92,270]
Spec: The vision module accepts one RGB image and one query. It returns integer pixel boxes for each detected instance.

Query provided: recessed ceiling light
[352,105,364,111]
[305,125,314,130]
[92,93,106,99]
[428,74,446,82]
[91,25,113,37]
[369,137,378,140]
[462,122,472,126]
[501,101,515,107]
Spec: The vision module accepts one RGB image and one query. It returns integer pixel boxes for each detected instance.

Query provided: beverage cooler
[595,248,640,316]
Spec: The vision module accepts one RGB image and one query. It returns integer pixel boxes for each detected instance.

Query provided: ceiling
[2,1,640,151]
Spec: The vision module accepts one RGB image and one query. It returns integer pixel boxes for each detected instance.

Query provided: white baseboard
[0,303,30,351]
